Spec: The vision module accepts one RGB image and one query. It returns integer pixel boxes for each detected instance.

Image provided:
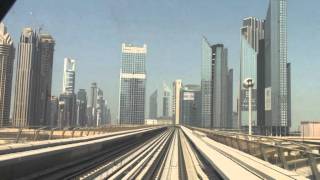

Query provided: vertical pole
[248,86,252,136]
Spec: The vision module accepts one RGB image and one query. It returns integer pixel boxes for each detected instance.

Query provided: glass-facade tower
[201,37,230,129]
[181,84,201,127]
[240,17,264,128]
[264,0,290,135]
[201,37,212,128]
[119,43,147,125]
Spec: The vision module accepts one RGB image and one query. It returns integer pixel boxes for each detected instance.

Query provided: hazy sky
[3,0,320,129]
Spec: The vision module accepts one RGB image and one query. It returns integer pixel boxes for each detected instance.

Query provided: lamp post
[243,78,254,136]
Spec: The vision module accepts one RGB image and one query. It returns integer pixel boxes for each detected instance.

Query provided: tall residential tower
[12,28,38,127]
[59,58,76,127]
[0,23,15,127]
[37,34,55,126]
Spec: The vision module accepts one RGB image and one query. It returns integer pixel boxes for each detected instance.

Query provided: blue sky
[3,0,320,129]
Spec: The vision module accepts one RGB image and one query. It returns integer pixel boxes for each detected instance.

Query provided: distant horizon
[3,0,320,130]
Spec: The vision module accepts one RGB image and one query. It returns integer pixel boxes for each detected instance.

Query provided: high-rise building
[36,34,55,126]
[12,27,55,127]
[161,83,172,118]
[77,89,87,126]
[287,63,291,131]
[227,69,233,129]
[149,90,158,119]
[59,58,76,128]
[172,80,182,125]
[264,0,290,135]
[201,37,230,129]
[58,93,76,128]
[48,96,58,127]
[62,58,76,94]
[96,88,106,126]
[240,17,264,129]
[212,44,229,129]
[119,43,147,125]
[106,107,111,125]
[181,84,201,127]
[0,23,15,127]
[257,39,266,134]
[153,82,172,119]
[12,28,38,127]
[88,82,98,126]
[201,37,212,128]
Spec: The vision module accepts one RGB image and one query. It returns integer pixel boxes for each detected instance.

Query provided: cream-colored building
[300,121,320,137]
[172,80,182,125]
[12,28,37,127]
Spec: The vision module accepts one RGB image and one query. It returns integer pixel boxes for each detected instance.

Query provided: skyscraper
[88,82,98,126]
[96,88,106,126]
[77,89,87,126]
[257,39,266,134]
[264,0,290,135]
[0,23,15,127]
[154,82,172,119]
[212,44,229,129]
[119,43,147,125]
[48,96,58,127]
[12,27,55,127]
[12,28,38,127]
[181,84,201,127]
[201,37,212,128]
[201,37,230,129]
[36,34,55,126]
[149,90,158,119]
[106,107,111,125]
[62,58,76,94]
[227,69,234,129]
[161,83,172,118]
[58,93,76,128]
[59,58,76,128]
[172,80,182,125]
[240,17,264,129]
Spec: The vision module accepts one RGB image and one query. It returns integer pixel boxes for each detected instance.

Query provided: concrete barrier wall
[0,127,166,179]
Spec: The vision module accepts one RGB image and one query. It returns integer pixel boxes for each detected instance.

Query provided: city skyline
[0,1,319,179]
[2,0,320,129]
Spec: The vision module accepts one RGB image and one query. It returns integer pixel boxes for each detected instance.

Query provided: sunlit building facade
[62,58,76,94]
[119,43,147,125]
[264,0,290,135]
[88,82,98,126]
[201,37,230,129]
[59,58,76,128]
[240,17,264,128]
[12,28,38,127]
[0,23,15,127]
[201,37,212,128]
[160,82,172,119]
[172,80,182,125]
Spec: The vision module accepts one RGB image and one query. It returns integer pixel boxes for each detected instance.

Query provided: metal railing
[189,126,320,180]
[0,124,156,145]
